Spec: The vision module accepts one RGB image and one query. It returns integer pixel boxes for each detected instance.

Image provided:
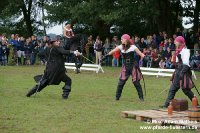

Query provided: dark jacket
[44,46,72,85]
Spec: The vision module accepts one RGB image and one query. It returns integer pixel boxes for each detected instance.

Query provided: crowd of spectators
[0,34,49,66]
[0,28,200,70]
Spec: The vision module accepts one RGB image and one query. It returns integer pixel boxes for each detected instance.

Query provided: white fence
[64,63,197,79]
[140,67,197,80]
[65,63,104,73]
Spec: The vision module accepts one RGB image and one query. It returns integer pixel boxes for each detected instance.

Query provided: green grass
[0,66,200,133]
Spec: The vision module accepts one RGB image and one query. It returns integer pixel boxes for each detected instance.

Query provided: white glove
[73,50,77,55]
[74,50,80,56]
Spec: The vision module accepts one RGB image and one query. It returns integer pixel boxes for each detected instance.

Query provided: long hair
[122,40,131,51]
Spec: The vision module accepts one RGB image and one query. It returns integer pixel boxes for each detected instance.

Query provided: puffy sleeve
[181,49,190,66]
[117,45,123,51]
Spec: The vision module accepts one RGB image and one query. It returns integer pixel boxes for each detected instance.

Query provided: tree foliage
[0,0,48,37]
[0,0,199,37]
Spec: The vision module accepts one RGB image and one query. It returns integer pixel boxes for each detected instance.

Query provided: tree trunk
[193,0,200,33]
[41,0,46,36]
[155,0,169,33]
[171,0,181,36]
[95,20,110,39]
[21,0,33,37]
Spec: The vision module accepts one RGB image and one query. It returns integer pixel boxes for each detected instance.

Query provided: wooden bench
[65,63,104,73]
[140,67,197,80]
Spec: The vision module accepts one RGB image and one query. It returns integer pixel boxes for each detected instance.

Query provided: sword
[80,54,95,64]
[191,78,200,96]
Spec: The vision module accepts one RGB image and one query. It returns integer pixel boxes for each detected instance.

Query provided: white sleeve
[117,45,123,51]
[131,45,137,51]
[181,49,190,66]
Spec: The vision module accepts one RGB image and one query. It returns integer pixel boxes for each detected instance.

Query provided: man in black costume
[26,38,80,99]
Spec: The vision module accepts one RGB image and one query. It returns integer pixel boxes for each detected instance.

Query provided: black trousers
[27,74,72,97]
[163,67,194,107]
[164,84,194,107]
[116,65,143,100]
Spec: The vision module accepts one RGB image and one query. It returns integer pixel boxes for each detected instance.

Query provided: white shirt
[176,47,190,66]
[117,45,137,53]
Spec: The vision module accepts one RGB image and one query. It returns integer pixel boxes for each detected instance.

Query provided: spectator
[159,58,165,69]
[164,47,171,60]
[94,36,103,64]
[24,38,32,65]
[140,37,147,50]
[157,46,165,59]
[103,37,111,66]
[151,48,159,68]
[112,45,120,67]
[9,34,19,65]
[165,38,175,51]
[190,50,200,69]
[85,35,94,62]
[164,47,174,69]
[18,36,26,65]
[111,36,120,48]
[1,41,9,65]
[30,35,38,65]
[37,40,46,65]
[159,41,165,48]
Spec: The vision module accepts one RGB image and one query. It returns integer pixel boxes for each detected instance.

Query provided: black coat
[44,46,71,85]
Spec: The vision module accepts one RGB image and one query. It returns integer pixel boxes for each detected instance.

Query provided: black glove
[143,55,149,62]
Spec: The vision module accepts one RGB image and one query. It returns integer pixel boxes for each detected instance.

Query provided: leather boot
[26,85,38,97]
[62,85,71,99]
[133,81,144,101]
[116,85,123,100]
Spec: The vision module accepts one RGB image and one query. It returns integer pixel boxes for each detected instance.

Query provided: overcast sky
[46,24,63,35]
[46,19,193,35]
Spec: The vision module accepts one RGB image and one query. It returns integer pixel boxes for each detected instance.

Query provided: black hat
[50,38,59,44]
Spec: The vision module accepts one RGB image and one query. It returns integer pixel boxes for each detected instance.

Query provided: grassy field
[0,66,200,133]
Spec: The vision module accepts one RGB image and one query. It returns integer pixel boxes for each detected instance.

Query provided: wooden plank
[121,110,188,121]
[122,109,200,130]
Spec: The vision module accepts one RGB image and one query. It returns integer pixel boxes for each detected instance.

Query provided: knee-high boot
[116,79,125,100]
[26,78,48,97]
[26,85,38,97]
[116,85,124,100]
[62,85,71,99]
[133,81,144,101]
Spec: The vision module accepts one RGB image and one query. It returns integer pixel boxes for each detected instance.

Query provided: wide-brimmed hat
[50,38,59,44]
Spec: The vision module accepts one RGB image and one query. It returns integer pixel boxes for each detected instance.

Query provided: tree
[193,0,200,33]
[0,0,49,37]
[182,0,200,33]
[45,0,159,37]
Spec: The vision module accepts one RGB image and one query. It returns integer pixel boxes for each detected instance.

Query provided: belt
[125,58,134,64]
